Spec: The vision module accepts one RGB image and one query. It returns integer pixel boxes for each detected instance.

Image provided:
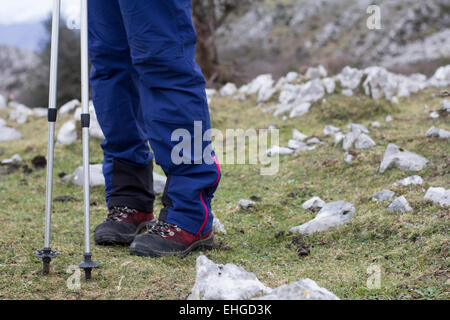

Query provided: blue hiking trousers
[88,0,220,235]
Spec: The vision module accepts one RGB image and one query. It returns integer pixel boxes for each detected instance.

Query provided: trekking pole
[35,0,60,275]
[77,0,98,280]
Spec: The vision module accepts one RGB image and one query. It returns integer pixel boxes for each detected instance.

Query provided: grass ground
[0,87,448,300]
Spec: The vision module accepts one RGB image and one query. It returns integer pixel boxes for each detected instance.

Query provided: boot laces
[106,206,136,222]
[148,220,181,238]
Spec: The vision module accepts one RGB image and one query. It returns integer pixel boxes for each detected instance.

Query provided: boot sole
[95,220,155,246]
[130,233,215,258]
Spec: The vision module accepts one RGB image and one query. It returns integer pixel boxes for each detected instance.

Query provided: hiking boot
[94,206,155,245]
[129,220,214,257]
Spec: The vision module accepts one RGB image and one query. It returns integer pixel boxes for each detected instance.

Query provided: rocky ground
[0,64,448,299]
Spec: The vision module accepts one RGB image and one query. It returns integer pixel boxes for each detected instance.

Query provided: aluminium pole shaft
[44,0,61,250]
[35,0,61,275]
[78,0,98,280]
[81,0,90,255]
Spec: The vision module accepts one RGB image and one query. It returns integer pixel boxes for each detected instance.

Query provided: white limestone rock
[0,126,23,142]
[306,65,327,79]
[379,144,428,173]
[439,129,450,139]
[372,190,395,202]
[371,121,380,128]
[354,133,376,149]
[188,255,271,300]
[238,199,256,210]
[254,279,339,300]
[442,100,450,112]
[387,196,413,212]
[213,218,227,235]
[347,123,369,134]
[57,120,77,145]
[385,115,393,122]
[153,172,167,194]
[69,164,105,187]
[8,103,32,124]
[220,83,237,96]
[392,175,424,187]
[290,201,356,235]
[306,137,322,145]
[59,99,80,115]
[344,152,353,164]
[322,77,336,94]
[426,126,439,137]
[0,94,6,109]
[1,154,22,165]
[292,129,308,141]
[288,139,306,150]
[336,66,364,90]
[302,197,326,211]
[424,187,449,207]
[323,125,340,136]
[0,118,6,127]
[267,145,294,156]
[285,72,299,83]
[429,111,439,119]
[289,102,311,118]
[333,132,345,145]
[32,108,47,117]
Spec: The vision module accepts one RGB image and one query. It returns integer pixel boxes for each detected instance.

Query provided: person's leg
[88,0,155,245]
[88,0,155,212]
[117,0,221,255]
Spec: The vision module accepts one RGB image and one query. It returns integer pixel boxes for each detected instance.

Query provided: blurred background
[0,0,449,108]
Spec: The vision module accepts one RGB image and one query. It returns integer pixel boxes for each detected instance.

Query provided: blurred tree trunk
[192,0,248,86]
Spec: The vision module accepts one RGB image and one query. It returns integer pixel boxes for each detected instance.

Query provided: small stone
[187,255,271,300]
[290,201,356,235]
[429,111,439,119]
[0,126,23,142]
[426,126,439,137]
[289,102,311,118]
[371,121,380,128]
[333,132,345,145]
[153,172,167,194]
[387,196,413,212]
[213,218,227,235]
[372,190,395,202]
[238,199,256,210]
[292,129,308,141]
[306,137,322,145]
[1,154,22,165]
[57,120,77,145]
[385,115,393,122]
[254,279,339,300]
[59,99,80,115]
[323,125,340,136]
[0,94,6,109]
[424,187,449,207]
[219,83,237,96]
[392,175,424,187]
[344,152,353,164]
[302,197,326,211]
[267,146,294,156]
[71,164,105,187]
[288,139,307,150]
[379,144,428,173]
[347,123,369,134]
[439,129,450,139]
[354,133,376,149]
